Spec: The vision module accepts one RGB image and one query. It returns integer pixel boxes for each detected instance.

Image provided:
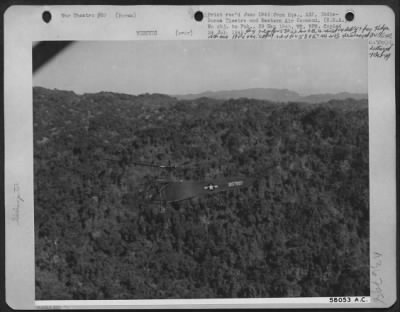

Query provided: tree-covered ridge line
[175,88,367,103]
[34,87,369,299]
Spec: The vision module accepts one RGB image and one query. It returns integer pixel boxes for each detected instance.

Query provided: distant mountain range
[33,86,367,105]
[174,88,367,103]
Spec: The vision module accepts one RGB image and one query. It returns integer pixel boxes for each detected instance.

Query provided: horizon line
[33,85,368,98]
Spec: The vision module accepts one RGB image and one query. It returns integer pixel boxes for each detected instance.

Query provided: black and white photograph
[32,40,369,300]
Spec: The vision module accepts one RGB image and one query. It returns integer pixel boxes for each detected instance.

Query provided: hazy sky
[33,40,367,96]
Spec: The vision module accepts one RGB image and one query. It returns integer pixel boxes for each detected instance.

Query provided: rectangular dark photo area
[33,40,369,300]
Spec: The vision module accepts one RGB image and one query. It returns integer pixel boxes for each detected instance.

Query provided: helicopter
[142,162,255,203]
[107,158,263,211]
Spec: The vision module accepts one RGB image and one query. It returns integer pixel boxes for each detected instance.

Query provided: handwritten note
[206,10,394,61]
[11,183,23,224]
[371,252,385,305]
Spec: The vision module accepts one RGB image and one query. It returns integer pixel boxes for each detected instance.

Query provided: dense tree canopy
[34,87,369,299]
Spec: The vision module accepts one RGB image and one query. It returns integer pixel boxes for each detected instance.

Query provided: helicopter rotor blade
[175,159,220,170]
[104,157,176,168]
[133,161,177,169]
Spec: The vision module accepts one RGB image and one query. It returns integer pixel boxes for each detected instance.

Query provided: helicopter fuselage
[148,178,253,204]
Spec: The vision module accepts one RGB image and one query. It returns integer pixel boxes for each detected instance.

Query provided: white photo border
[4,5,396,309]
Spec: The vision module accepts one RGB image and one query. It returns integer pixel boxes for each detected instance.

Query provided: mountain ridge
[33,86,367,104]
[175,88,367,103]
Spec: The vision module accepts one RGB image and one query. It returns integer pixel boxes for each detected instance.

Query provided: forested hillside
[34,87,369,299]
